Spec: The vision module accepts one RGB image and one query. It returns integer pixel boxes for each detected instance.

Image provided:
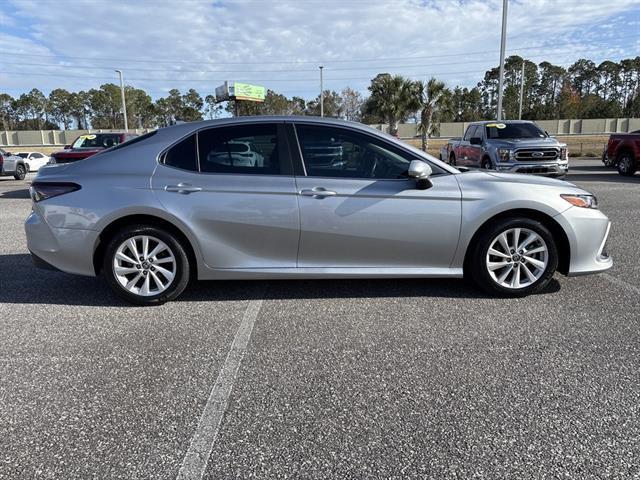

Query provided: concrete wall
[1,120,639,146]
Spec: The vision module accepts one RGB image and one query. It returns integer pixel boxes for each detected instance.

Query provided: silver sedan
[25,117,612,305]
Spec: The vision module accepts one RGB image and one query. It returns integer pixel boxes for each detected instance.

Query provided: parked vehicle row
[0,148,49,179]
[602,130,640,176]
[49,132,137,164]
[441,120,569,177]
[26,117,612,305]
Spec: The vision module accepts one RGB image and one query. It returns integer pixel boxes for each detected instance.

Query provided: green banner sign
[231,82,266,102]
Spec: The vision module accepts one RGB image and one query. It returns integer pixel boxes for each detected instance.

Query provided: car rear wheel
[14,164,26,180]
[103,225,190,305]
[449,154,456,166]
[617,152,637,176]
[468,218,558,297]
[481,157,493,170]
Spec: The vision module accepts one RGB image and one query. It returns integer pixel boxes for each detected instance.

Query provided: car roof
[471,120,536,126]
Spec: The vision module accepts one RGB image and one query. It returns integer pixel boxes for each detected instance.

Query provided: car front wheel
[103,225,190,305]
[468,218,558,297]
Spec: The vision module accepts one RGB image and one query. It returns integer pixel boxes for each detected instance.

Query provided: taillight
[29,182,81,202]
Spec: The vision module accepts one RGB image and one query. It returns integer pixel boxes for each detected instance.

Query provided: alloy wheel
[486,227,549,289]
[113,235,176,296]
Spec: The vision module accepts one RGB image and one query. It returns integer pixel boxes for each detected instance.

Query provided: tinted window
[164,134,198,171]
[485,123,545,139]
[296,124,416,179]
[17,153,29,158]
[198,124,280,175]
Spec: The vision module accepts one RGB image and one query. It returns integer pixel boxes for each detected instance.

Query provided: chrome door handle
[300,187,337,198]
[164,183,202,194]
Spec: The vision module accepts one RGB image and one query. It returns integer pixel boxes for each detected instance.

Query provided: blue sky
[1,0,639,101]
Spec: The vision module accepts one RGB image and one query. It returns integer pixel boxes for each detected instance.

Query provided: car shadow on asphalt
[0,188,30,199]
[567,164,640,184]
[0,253,561,306]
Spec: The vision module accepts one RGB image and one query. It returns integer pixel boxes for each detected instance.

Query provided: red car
[50,132,138,164]
[605,130,640,176]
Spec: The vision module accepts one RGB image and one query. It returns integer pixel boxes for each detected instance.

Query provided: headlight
[497,148,513,162]
[561,193,598,209]
[559,147,568,160]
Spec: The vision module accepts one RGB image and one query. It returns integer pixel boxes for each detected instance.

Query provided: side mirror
[408,160,433,190]
[470,137,482,145]
[408,160,432,179]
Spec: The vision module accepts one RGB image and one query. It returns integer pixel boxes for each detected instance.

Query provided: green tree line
[1,55,640,144]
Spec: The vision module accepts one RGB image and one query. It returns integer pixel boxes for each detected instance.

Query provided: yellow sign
[485,123,506,129]
[231,82,266,102]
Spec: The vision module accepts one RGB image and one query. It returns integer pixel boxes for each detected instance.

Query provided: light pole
[518,60,525,120]
[319,66,324,117]
[114,69,128,131]
[496,0,508,120]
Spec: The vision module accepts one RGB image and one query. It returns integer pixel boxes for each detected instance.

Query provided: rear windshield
[72,133,123,149]
[485,123,545,139]
[106,130,156,152]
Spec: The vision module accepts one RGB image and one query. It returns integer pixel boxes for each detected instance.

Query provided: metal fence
[1,118,639,147]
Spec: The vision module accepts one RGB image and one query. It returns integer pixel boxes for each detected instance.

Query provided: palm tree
[416,78,450,152]
[367,74,418,136]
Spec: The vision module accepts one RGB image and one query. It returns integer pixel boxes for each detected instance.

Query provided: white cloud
[1,0,639,99]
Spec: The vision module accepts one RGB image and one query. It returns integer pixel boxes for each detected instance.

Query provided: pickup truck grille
[514,148,559,161]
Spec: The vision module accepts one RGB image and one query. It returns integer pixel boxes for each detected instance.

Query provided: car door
[467,125,484,166]
[457,125,475,166]
[151,122,300,269]
[290,122,462,269]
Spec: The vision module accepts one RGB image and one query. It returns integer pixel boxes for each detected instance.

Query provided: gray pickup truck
[443,120,569,177]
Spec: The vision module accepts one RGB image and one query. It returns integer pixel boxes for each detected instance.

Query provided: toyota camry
[26,117,612,305]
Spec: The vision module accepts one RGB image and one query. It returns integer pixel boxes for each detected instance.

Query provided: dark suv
[50,132,138,164]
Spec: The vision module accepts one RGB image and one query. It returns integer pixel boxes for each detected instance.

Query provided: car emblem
[532,151,544,157]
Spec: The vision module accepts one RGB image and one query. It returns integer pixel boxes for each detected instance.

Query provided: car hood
[489,137,565,148]
[457,170,580,190]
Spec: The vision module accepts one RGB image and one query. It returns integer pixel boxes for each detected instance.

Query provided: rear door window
[197,124,282,175]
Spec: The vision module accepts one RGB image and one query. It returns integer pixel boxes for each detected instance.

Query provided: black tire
[481,157,493,170]
[467,217,558,297]
[102,225,190,305]
[602,151,615,167]
[24,163,30,173]
[449,154,457,166]
[13,164,26,180]
[617,152,637,177]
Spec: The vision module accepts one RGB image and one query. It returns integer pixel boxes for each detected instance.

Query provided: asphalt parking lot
[1,159,639,479]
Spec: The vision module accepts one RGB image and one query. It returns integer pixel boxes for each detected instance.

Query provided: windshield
[72,134,122,149]
[485,123,545,139]
[17,153,29,158]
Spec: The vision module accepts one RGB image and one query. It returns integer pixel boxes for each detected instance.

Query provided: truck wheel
[13,164,26,180]
[481,157,493,170]
[617,152,637,177]
[449,154,456,166]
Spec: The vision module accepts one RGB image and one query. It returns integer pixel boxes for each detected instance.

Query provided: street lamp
[496,0,508,121]
[114,69,128,131]
[319,66,324,117]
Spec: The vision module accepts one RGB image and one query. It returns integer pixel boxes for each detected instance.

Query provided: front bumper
[496,161,569,177]
[554,207,613,276]
[25,209,99,277]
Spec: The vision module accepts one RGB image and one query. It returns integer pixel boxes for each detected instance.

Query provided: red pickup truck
[50,132,138,164]
[604,130,640,176]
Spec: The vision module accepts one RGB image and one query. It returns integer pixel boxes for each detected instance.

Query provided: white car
[16,152,50,172]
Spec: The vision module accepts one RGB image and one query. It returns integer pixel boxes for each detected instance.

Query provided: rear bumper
[25,209,99,277]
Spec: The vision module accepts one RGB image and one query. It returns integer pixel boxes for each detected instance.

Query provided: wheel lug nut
[135,264,141,269]
[139,256,144,261]
[143,271,148,275]
[150,267,155,271]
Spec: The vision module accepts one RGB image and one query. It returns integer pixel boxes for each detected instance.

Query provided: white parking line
[603,273,640,294]
[176,298,264,480]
